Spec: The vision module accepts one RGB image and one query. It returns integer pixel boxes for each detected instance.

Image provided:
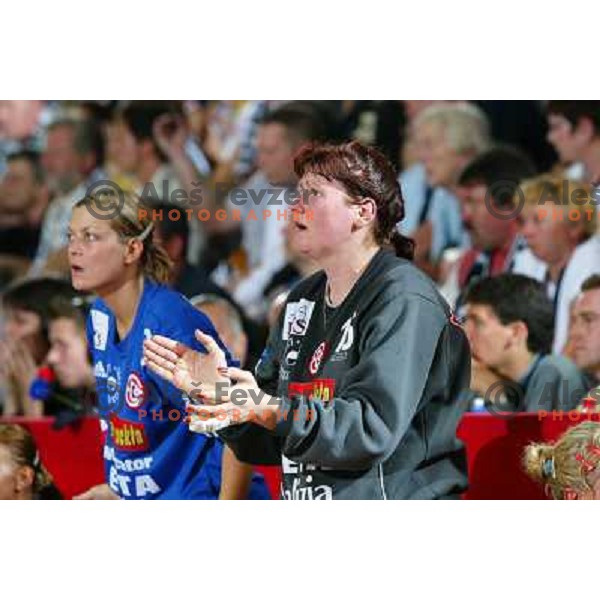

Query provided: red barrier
[2,413,598,499]
[0,416,282,499]
[1,417,105,499]
[458,412,600,499]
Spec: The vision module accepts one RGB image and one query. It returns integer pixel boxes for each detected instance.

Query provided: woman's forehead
[70,206,112,231]
[299,172,346,193]
[299,172,326,186]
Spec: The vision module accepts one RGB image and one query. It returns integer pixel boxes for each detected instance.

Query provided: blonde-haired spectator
[412,102,491,172]
[399,102,491,277]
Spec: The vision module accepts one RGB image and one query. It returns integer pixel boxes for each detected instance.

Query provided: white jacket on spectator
[398,163,467,261]
[552,235,600,354]
[438,241,547,309]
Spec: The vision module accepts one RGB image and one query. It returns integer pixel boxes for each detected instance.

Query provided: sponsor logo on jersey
[109,414,149,451]
[94,361,108,378]
[288,378,336,404]
[308,341,328,376]
[104,446,160,498]
[125,372,147,409]
[91,309,109,351]
[103,372,119,406]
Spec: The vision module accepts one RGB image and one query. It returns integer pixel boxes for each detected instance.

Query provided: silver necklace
[323,283,340,327]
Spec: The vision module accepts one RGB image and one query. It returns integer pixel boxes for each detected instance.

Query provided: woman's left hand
[187,367,280,434]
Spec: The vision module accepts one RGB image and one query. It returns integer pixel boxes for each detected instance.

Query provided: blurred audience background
[2,99,600,429]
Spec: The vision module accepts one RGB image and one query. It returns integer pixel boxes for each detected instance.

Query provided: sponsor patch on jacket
[308,341,329,375]
[333,312,357,358]
[288,378,336,404]
[282,299,315,340]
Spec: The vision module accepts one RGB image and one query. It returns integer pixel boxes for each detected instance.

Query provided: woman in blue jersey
[68,187,269,500]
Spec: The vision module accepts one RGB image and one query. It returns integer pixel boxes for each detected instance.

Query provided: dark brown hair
[293,141,414,260]
[546,101,600,136]
[582,274,600,293]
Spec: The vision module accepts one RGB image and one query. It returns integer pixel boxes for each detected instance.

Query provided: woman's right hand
[142,330,230,401]
[73,484,119,500]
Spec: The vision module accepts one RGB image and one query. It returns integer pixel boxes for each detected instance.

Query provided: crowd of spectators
[1,99,599,435]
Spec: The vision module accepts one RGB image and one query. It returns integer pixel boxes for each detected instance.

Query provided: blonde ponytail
[142,242,173,284]
[523,421,600,499]
[523,442,555,485]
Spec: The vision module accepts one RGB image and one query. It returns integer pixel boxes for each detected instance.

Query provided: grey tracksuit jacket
[221,249,472,499]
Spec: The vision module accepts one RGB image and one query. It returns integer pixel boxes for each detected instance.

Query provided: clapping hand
[142,330,230,401]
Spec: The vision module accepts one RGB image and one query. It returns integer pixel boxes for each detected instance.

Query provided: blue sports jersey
[87,279,270,500]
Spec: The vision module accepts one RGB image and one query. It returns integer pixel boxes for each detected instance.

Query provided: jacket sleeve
[275,289,450,471]
[217,305,286,465]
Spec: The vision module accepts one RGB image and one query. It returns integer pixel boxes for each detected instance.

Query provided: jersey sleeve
[274,289,463,471]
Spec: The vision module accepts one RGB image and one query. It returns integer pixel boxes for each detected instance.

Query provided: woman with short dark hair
[144,141,472,499]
